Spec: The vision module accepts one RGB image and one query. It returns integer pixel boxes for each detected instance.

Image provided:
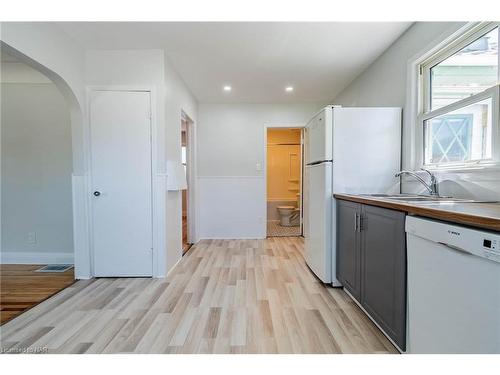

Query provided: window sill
[420,162,500,174]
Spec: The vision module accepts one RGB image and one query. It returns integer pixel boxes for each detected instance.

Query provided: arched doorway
[0,42,90,281]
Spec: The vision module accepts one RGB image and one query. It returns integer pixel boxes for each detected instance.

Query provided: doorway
[266,127,304,237]
[1,48,76,324]
[89,90,153,276]
[181,113,193,254]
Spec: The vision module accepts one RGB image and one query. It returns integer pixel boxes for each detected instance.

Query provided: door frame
[262,123,305,238]
[86,86,163,277]
[181,111,197,246]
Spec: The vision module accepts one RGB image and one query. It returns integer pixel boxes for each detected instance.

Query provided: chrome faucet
[395,168,439,196]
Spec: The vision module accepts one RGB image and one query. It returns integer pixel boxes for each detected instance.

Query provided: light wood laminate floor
[0,238,397,354]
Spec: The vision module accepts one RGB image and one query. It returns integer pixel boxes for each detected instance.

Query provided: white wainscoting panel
[72,174,91,279]
[153,173,167,277]
[198,176,266,239]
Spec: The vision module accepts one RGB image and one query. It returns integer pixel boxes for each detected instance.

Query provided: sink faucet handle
[420,168,439,195]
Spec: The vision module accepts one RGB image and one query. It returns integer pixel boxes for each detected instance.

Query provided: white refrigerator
[304,106,401,285]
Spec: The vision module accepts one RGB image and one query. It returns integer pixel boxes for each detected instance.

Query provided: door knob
[93,191,101,197]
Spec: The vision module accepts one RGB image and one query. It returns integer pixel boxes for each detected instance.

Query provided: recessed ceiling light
[285,86,294,92]
[223,85,232,92]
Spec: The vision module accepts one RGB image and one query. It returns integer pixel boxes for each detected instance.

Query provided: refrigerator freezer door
[304,162,332,283]
[307,108,332,163]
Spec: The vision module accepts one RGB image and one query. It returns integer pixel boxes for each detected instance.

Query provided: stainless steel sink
[360,194,496,204]
[361,193,426,199]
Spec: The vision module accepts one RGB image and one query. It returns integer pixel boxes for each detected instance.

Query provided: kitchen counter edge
[334,194,500,232]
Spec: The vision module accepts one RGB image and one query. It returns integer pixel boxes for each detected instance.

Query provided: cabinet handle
[354,212,358,232]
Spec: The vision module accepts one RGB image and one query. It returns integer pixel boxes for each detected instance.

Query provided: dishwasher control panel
[406,216,500,264]
[482,238,499,262]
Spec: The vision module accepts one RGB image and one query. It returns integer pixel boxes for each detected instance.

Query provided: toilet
[277,194,301,227]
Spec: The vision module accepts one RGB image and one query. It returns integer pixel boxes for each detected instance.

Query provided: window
[419,23,500,168]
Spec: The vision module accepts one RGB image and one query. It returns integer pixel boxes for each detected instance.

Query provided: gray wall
[333,22,500,201]
[1,83,74,261]
[197,103,323,177]
[196,102,324,239]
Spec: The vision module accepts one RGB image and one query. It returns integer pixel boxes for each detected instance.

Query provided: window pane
[431,27,498,110]
[181,146,187,164]
[424,98,492,165]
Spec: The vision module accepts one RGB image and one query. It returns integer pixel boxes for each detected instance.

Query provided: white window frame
[415,22,500,171]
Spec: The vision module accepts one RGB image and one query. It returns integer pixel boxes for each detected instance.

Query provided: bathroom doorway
[265,127,304,237]
[181,114,193,254]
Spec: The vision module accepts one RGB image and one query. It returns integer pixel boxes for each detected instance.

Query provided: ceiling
[57,22,412,103]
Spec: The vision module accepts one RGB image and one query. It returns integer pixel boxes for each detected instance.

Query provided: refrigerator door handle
[306,159,333,166]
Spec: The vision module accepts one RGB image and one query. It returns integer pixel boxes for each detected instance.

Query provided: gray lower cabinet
[336,200,362,300]
[336,200,407,351]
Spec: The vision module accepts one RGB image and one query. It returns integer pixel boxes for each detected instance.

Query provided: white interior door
[90,90,153,277]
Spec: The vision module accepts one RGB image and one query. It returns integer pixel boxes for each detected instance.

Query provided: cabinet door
[361,205,406,350]
[336,200,361,299]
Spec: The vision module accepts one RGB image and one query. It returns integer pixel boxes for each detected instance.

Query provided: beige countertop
[334,194,500,232]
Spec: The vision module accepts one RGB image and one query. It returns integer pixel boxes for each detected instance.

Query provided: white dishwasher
[406,216,500,354]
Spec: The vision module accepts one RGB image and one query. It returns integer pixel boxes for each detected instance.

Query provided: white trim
[1,251,74,265]
[412,23,500,170]
[263,123,305,238]
[405,22,496,171]
[153,173,167,277]
[181,111,198,245]
[418,85,500,169]
[72,174,91,279]
[86,85,163,278]
[165,256,183,279]
[421,22,499,113]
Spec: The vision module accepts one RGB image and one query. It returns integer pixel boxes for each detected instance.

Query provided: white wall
[1,27,197,276]
[164,55,198,274]
[85,49,168,276]
[0,22,91,277]
[332,22,500,201]
[85,50,198,276]
[197,103,324,239]
[1,80,73,264]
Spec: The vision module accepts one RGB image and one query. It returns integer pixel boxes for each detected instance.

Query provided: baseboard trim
[0,251,74,265]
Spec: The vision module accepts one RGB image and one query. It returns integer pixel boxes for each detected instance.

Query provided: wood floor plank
[0,237,398,354]
[0,265,75,325]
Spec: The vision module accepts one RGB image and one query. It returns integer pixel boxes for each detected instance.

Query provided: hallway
[0,237,396,354]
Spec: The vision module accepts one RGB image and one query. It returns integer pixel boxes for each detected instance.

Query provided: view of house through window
[421,23,499,167]
[424,98,492,164]
[430,27,498,110]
